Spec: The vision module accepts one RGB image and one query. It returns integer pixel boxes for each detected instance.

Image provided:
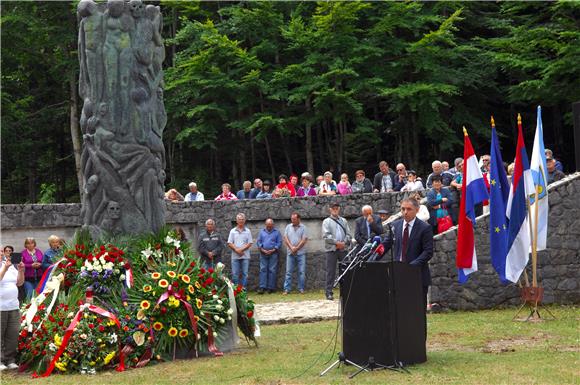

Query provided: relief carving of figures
[78,0,166,237]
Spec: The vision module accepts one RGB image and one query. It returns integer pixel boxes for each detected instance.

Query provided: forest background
[1,1,579,204]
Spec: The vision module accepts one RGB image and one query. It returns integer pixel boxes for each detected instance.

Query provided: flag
[488,118,510,283]
[456,127,489,283]
[505,115,534,283]
[529,106,548,251]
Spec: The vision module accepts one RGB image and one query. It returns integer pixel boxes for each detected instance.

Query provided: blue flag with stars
[489,124,510,283]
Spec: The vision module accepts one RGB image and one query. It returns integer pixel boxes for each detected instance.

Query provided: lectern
[340,261,427,366]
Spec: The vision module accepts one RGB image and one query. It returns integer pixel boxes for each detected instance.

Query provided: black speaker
[340,261,426,366]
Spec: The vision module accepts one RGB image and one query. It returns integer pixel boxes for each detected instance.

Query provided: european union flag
[489,123,510,284]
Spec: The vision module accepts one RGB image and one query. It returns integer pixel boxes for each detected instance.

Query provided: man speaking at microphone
[354,205,384,249]
[385,197,433,311]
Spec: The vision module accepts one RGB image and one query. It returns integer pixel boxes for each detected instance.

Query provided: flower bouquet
[233,284,258,346]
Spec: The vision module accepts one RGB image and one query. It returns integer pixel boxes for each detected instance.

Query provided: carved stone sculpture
[78,0,166,238]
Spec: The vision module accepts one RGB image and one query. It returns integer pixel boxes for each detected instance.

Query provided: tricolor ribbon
[24,274,64,332]
[35,258,65,294]
[125,264,134,289]
[39,304,126,377]
[205,314,223,357]
[156,287,199,349]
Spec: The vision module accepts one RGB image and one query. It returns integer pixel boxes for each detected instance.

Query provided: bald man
[354,205,384,246]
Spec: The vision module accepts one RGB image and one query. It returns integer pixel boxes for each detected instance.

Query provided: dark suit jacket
[373,171,397,192]
[384,217,433,286]
[354,214,384,245]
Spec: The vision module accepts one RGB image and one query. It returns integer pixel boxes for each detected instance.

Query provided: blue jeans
[283,253,306,292]
[231,258,250,288]
[259,252,278,290]
[202,256,221,271]
[23,280,39,299]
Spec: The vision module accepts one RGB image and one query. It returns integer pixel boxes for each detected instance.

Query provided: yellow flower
[196,298,203,309]
[186,295,191,301]
[159,279,169,288]
[181,274,191,284]
[137,309,146,320]
[179,329,188,338]
[103,351,116,365]
[167,261,176,267]
[167,270,176,278]
[140,300,151,310]
[168,327,178,337]
[143,285,152,293]
[151,272,161,280]
[54,334,62,347]
[153,322,163,331]
[188,285,194,294]
[194,281,201,289]
[194,315,200,322]
[55,361,67,372]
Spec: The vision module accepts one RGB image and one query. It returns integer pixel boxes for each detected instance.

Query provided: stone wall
[1,174,579,309]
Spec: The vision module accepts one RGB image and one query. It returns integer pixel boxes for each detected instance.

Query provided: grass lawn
[251,289,330,304]
[3,305,578,385]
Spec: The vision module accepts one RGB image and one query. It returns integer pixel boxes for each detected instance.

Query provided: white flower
[213,332,217,338]
[49,343,57,351]
[95,265,102,273]
[227,316,232,321]
[153,249,163,259]
[173,240,181,249]
[213,315,220,321]
[219,318,225,324]
[114,268,120,274]
[81,266,86,272]
[178,250,184,260]
[212,294,218,300]
[141,247,153,259]
[216,305,223,311]
[217,299,222,305]
[99,256,106,263]
[109,333,118,343]
[86,264,94,271]
[200,311,204,316]
[197,334,201,340]
[227,308,233,315]
[105,262,114,270]
[165,235,175,245]
[216,262,225,273]
[120,274,125,281]
[67,312,75,318]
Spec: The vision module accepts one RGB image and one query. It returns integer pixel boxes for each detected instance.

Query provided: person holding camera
[0,245,25,371]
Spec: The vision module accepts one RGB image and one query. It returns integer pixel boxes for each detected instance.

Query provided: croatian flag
[36,258,65,294]
[529,106,548,251]
[489,119,510,284]
[505,115,534,283]
[456,128,489,283]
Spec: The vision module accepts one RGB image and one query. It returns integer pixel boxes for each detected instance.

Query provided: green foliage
[1,1,578,202]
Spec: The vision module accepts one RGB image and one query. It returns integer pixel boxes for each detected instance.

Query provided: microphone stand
[333,240,375,288]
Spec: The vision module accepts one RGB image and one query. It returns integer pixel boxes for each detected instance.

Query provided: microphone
[356,236,379,256]
[360,236,382,260]
[367,244,385,262]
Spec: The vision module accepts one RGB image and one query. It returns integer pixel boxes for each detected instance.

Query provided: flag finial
[462,126,468,136]
[491,116,495,128]
[517,113,522,124]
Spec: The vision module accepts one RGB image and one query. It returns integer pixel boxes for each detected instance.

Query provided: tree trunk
[250,128,256,178]
[69,71,83,199]
[239,132,247,183]
[278,131,293,174]
[305,96,314,175]
[264,134,276,180]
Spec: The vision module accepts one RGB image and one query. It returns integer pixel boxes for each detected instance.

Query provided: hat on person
[377,209,389,215]
[408,170,417,176]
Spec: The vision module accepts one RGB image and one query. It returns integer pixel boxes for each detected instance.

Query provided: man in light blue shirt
[283,213,308,294]
[227,213,253,288]
[256,218,282,294]
[184,182,205,202]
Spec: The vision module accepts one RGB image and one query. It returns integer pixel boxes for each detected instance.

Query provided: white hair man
[184,182,205,202]
[354,205,384,246]
[426,160,453,188]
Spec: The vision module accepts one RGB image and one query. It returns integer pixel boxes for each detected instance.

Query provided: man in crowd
[373,161,396,193]
[322,203,352,300]
[447,157,463,179]
[479,154,491,173]
[354,205,384,247]
[227,213,253,288]
[545,148,564,172]
[237,181,253,200]
[425,160,453,188]
[215,183,238,201]
[256,218,282,294]
[184,182,205,202]
[197,218,224,269]
[249,179,263,199]
[546,156,565,184]
[283,213,308,294]
[351,170,373,194]
[442,161,450,171]
[383,197,433,338]
[394,163,408,191]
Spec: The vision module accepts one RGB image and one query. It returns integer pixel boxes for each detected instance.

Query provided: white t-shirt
[0,262,20,311]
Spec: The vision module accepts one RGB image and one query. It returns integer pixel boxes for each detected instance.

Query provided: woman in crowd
[337,173,352,195]
[296,175,316,197]
[351,170,373,194]
[412,193,431,223]
[0,245,25,371]
[42,235,61,270]
[164,188,184,202]
[256,180,273,199]
[276,174,296,197]
[21,237,44,299]
[426,175,454,233]
[215,183,238,201]
[400,170,425,192]
[318,171,337,196]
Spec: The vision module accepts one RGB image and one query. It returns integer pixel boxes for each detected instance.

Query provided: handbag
[436,215,453,233]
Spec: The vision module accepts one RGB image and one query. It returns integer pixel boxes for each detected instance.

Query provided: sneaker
[7,363,18,370]
[326,294,334,301]
[282,291,289,295]
[0,364,7,371]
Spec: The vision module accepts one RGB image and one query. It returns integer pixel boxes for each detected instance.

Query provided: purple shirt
[21,248,45,281]
[297,185,317,197]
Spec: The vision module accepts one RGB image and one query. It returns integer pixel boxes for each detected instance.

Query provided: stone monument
[78,0,166,237]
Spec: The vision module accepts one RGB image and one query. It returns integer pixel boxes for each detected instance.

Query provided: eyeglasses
[482,159,490,163]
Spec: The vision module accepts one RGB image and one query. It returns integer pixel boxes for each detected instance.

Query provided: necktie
[402,223,409,262]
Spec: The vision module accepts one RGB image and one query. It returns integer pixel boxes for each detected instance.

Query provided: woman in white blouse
[400,170,425,192]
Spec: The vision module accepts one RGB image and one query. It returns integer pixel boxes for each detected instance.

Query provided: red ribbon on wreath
[156,286,199,346]
[38,304,126,378]
[205,314,224,357]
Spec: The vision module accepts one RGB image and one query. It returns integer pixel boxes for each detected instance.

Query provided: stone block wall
[1,174,579,309]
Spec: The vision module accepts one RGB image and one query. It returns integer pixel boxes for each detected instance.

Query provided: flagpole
[518,113,535,288]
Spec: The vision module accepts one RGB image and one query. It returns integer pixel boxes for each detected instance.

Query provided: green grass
[251,289,331,304]
[3,306,578,385]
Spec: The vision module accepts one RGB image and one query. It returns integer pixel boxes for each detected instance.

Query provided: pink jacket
[337,182,352,195]
[21,248,45,281]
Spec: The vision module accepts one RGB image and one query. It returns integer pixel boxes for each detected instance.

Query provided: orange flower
[151,272,161,280]
[196,298,203,309]
[179,329,188,338]
[140,300,151,310]
[158,279,169,288]
[143,285,152,293]
[153,322,163,331]
[181,274,191,284]
[167,271,176,278]
[168,327,178,337]
[188,285,195,294]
